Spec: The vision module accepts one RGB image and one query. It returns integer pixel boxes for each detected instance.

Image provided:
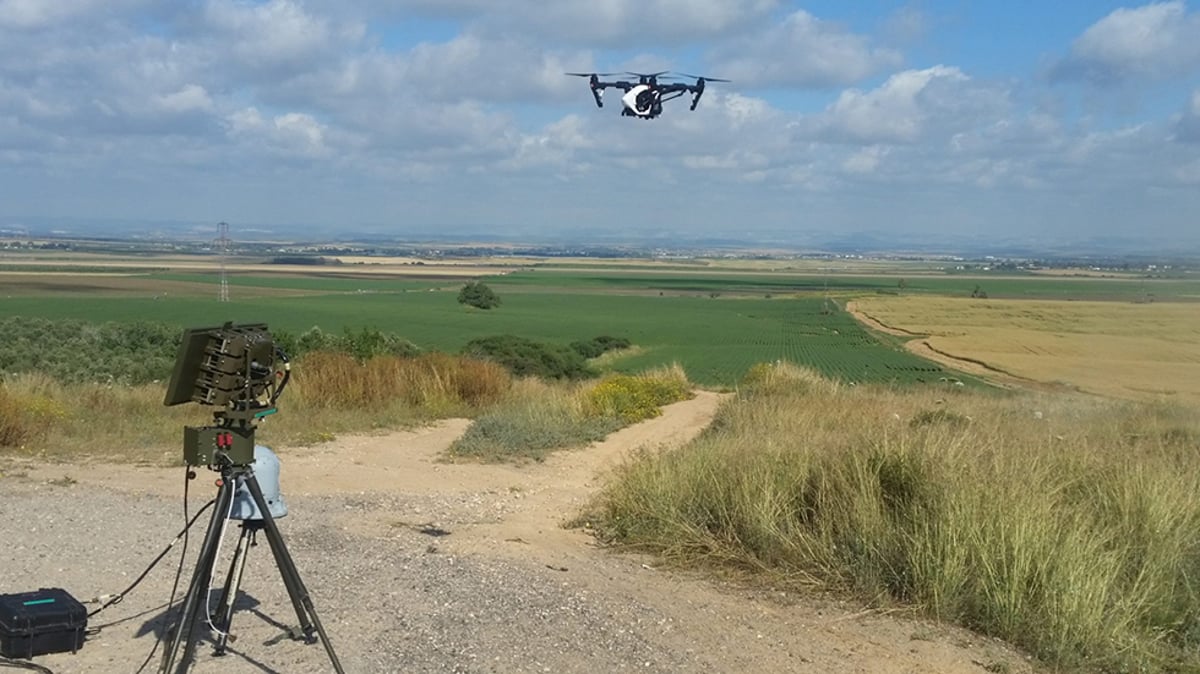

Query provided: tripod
[158,462,344,673]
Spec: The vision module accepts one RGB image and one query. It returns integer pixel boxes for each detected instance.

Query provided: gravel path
[3,480,705,673]
[1,394,1035,673]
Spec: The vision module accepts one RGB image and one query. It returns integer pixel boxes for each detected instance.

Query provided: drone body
[565,71,730,119]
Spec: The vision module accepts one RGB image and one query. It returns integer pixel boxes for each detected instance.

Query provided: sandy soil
[1,392,1034,673]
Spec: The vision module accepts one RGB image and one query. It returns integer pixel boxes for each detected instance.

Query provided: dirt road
[1,392,1032,673]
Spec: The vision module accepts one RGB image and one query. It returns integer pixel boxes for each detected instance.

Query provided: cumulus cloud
[154,84,213,114]
[226,107,331,157]
[356,0,780,46]
[711,10,902,88]
[1051,1,1200,84]
[193,0,364,78]
[0,0,149,30]
[842,146,890,174]
[801,66,1010,144]
[389,33,591,102]
[0,0,1198,243]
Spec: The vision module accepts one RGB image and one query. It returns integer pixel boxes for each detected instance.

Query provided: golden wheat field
[851,295,1200,404]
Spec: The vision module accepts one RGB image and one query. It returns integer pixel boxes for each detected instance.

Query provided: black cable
[134,467,196,674]
[0,657,54,673]
[271,346,291,405]
[86,497,214,622]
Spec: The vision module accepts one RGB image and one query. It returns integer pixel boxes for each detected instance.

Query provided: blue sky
[1,1,1199,248]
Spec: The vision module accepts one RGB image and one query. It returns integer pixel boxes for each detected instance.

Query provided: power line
[215,222,230,302]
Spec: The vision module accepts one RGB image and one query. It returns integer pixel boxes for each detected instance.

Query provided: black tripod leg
[244,473,345,674]
[212,522,255,656]
[159,476,236,674]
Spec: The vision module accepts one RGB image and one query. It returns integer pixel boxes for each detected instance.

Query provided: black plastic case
[0,588,87,658]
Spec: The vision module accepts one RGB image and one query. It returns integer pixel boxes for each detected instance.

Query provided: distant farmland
[0,269,967,387]
[4,259,1197,388]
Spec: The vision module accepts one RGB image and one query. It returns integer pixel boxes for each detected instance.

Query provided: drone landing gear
[158,466,344,674]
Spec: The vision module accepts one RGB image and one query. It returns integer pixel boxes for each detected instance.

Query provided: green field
[489,268,1200,301]
[0,272,967,387]
[5,263,1197,387]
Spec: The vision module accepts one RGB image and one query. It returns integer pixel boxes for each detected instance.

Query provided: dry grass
[852,295,1200,404]
[448,365,693,462]
[586,363,1200,671]
[0,352,512,464]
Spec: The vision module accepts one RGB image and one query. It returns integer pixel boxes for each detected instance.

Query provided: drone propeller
[565,72,621,77]
[674,72,731,83]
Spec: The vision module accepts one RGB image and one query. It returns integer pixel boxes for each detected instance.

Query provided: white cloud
[842,146,889,174]
[363,0,780,46]
[393,33,591,102]
[0,0,148,29]
[154,84,213,114]
[1,1,1198,244]
[711,10,902,87]
[225,107,330,157]
[1052,1,1200,83]
[194,0,365,79]
[803,66,1010,144]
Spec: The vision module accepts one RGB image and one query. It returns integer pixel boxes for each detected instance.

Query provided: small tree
[458,281,501,310]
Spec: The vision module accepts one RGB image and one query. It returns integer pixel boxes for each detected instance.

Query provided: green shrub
[457,280,501,310]
[448,380,618,461]
[284,325,419,361]
[570,335,632,359]
[449,366,693,462]
[462,335,592,379]
[0,316,179,385]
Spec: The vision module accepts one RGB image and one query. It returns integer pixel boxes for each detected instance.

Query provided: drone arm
[590,81,633,108]
[689,82,706,111]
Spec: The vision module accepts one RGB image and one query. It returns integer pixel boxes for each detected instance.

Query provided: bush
[448,385,619,462]
[0,384,67,448]
[449,367,692,462]
[584,372,691,424]
[462,335,592,379]
[0,316,179,385]
[457,281,501,310]
[570,335,632,359]
[285,326,419,361]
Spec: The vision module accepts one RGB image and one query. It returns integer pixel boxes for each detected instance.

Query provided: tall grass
[449,364,693,462]
[0,352,513,463]
[586,362,1200,671]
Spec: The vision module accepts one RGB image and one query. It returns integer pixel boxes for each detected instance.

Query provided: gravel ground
[2,400,1037,674]
[2,479,700,674]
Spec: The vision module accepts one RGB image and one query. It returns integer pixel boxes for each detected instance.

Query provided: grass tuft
[448,365,694,462]
[585,368,1200,671]
[0,352,513,464]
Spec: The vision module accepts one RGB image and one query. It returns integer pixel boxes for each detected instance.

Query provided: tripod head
[164,322,291,467]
